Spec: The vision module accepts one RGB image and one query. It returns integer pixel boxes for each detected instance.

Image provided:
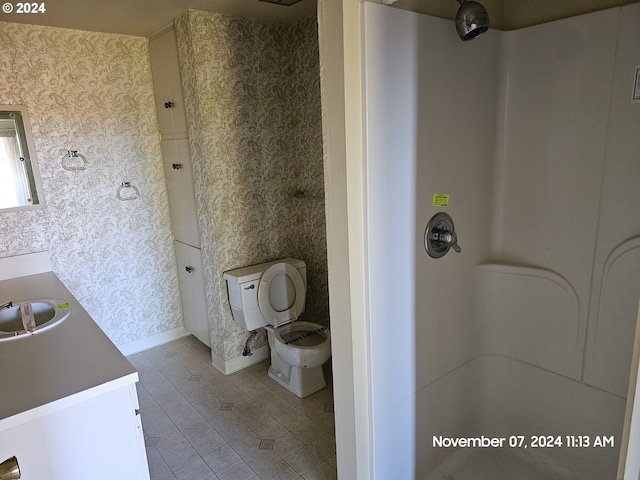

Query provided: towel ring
[116,182,139,201]
[61,150,88,171]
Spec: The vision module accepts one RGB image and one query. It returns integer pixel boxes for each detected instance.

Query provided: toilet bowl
[271,321,331,368]
[223,258,331,398]
[265,322,331,397]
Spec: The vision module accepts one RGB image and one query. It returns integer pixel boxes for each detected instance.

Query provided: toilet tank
[223,258,306,331]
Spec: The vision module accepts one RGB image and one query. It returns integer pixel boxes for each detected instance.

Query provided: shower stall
[363,2,640,478]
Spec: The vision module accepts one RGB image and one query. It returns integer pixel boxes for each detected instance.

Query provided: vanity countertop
[0,272,137,430]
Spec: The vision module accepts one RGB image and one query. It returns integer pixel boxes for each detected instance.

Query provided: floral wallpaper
[175,11,328,361]
[0,21,182,346]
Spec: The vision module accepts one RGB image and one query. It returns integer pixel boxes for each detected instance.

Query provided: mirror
[0,105,44,212]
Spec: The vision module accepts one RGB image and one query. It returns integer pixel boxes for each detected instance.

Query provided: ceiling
[390,0,640,30]
[0,0,638,38]
[0,0,317,37]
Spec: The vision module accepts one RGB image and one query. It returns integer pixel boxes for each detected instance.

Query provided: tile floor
[127,336,337,480]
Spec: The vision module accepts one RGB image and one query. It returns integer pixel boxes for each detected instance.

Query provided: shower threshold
[429,447,578,480]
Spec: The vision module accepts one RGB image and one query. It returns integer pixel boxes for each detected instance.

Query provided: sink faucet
[1,301,12,310]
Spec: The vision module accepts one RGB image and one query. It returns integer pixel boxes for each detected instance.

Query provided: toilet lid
[258,262,305,327]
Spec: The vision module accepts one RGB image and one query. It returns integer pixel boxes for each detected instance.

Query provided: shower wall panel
[494,9,619,380]
[363,3,500,478]
[476,8,629,476]
[363,6,419,477]
[365,2,640,478]
[584,2,640,397]
[473,264,580,378]
[412,14,501,477]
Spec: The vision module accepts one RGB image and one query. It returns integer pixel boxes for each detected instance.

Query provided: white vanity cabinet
[0,382,148,480]
[0,272,150,480]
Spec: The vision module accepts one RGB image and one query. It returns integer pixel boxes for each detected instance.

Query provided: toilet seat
[273,321,329,348]
[258,262,305,327]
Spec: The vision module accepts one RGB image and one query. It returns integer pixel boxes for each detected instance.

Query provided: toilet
[223,258,331,398]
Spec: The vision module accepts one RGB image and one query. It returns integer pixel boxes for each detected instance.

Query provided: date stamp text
[433,435,615,449]
[2,3,46,14]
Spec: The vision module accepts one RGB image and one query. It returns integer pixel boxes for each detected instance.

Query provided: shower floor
[428,447,576,480]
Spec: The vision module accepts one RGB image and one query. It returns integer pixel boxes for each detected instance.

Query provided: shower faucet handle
[437,229,461,253]
[424,212,462,258]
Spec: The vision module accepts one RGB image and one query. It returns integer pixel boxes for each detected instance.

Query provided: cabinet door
[175,241,210,347]
[162,139,200,247]
[149,28,187,137]
[0,384,150,480]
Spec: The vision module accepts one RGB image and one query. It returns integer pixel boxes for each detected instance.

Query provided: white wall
[318,0,372,477]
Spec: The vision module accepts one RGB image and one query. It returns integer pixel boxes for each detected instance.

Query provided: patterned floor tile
[131,337,336,480]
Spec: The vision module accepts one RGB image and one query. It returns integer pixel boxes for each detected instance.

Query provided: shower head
[455,0,490,41]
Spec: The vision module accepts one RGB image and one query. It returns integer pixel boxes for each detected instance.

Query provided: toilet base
[267,363,326,398]
[264,325,329,398]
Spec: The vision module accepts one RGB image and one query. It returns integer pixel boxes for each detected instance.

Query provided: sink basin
[0,299,71,341]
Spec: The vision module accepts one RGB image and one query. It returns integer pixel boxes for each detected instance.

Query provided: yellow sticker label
[432,193,450,207]
[57,302,70,309]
